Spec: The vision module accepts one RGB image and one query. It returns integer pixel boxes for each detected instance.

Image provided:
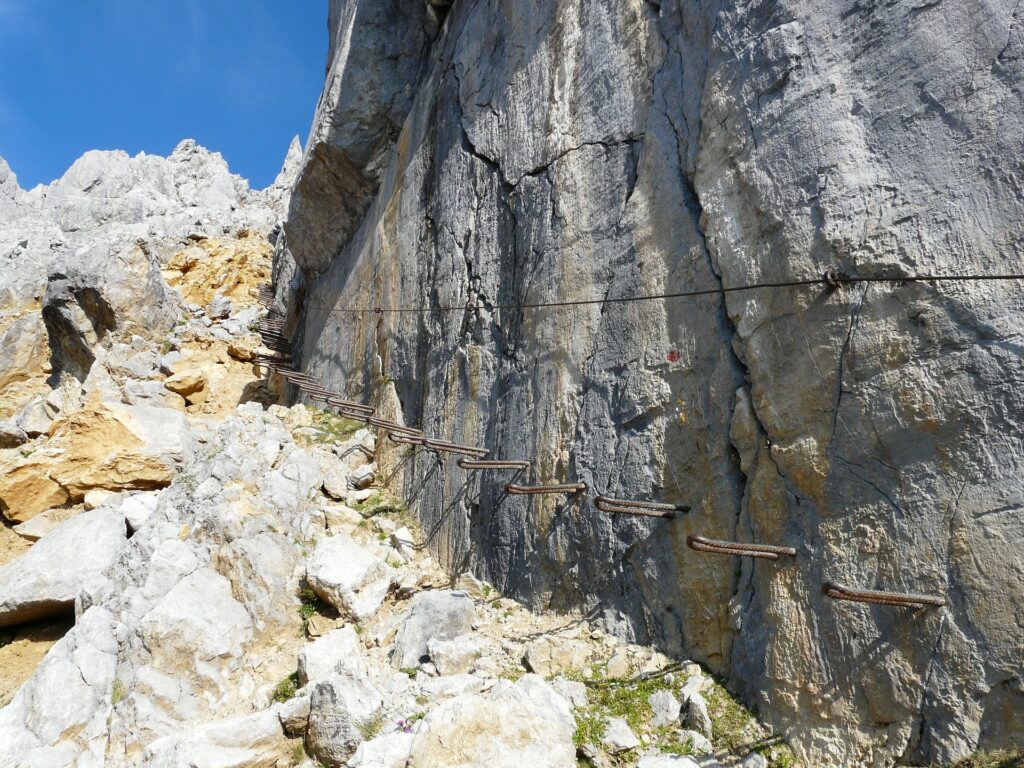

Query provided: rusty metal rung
[457,458,531,471]
[687,535,796,560]
[366,416,423,437]
[822,581,944,608]
[595,495,687,519]
[388,431,426,446]
[324,396,374,415]
[422,438,489,459]
[505,482,587,496]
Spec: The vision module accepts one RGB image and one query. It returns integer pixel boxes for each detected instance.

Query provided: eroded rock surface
[279,1,1024,765]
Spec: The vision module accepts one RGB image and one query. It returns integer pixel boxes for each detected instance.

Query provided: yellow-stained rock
[0,460,71,522]
[164,370,209,404]
[0,403,187,522]
[162,233,272,308]
[227,337,259,362]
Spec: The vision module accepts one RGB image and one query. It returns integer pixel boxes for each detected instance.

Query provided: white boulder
[306,536,396,623]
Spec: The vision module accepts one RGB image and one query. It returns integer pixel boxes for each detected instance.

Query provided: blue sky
[0,0,326,190]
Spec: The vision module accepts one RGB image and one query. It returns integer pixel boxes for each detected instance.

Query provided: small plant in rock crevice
[272,672,300,703]
[297,582,334,635]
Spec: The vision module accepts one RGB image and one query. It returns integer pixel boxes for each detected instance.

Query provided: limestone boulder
[298,626,367,685]
[406,675,575,768]
[0,420,28,448]
[306,536,396,623]
[0,402,188,522]
[348,731,416,768]
[523,635,592,677]
[164,368,209,405]
[0,507,127,626]
[603,717,640,754]
[139,567,254,676]
[15,396,53,437]
[0,607,117,766]
[141,709,290,768]
[306,671,385,765]
[391,591,476,670]
[426,634,484,676]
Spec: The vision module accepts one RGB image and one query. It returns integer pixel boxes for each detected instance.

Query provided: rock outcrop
[278,1,1024,765]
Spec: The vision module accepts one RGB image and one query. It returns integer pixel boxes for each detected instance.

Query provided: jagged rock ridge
[278,1,1024,766]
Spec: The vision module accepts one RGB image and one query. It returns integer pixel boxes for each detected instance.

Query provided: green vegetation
[111,679,125,706]
[569,665,798,767]
[953,750,1024,768]
[288,740,307,766]
[298,582,334,635]
[295,407,364,448]
[352,490,408,520]
[272,672,300,703]
[357,713,385,741]
[400,667,420,678]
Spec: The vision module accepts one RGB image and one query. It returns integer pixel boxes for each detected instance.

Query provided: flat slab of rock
[523,634,592,676]
[141,709,288,767]
[306,536,396,623]
[392,590,476,669]
[407,675,575,768]
[349,731,416,768]
[0,508,127,626]
[298,626,366,685]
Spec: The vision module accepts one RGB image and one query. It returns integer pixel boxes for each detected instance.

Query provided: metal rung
[595,495,688,519]
[687,535,796,560]
[457,458,531,471]
[505,482,587,496]
[422,438,489,459]
[388,431,426,446]
[366,416,422,437]
[307,393,376,417]
[822,581,945,608]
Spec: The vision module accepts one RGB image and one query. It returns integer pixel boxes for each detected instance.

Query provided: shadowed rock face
[281,1,1024,764]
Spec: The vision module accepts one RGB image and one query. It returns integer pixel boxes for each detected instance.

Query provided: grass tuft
[272,672,300,703]
[953,750,1024,768]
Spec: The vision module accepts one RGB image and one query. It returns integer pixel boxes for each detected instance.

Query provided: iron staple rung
[595,495,688,515]
[300,392,373,417]
[687,535,796,560]
[310,394,373,414]
[325,397,374,414]
[822,581,945,608]
[366,416,423,437]
[506,482,587,496]
[597,502,680,519]
[388,431,426,446]
[457,458,531,471]
[422,439,489,459]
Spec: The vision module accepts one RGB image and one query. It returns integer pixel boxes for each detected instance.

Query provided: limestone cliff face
[281,1,1024,764]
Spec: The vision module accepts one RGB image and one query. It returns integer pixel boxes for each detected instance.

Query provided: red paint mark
[666,351,680,363]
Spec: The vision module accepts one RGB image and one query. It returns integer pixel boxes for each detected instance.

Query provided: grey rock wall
[281,1,1024,764]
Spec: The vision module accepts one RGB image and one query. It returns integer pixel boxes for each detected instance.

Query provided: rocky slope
[0,141,801,767]
[275,1,1024,766]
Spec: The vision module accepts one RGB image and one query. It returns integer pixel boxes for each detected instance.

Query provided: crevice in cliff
[829,285,867,446]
